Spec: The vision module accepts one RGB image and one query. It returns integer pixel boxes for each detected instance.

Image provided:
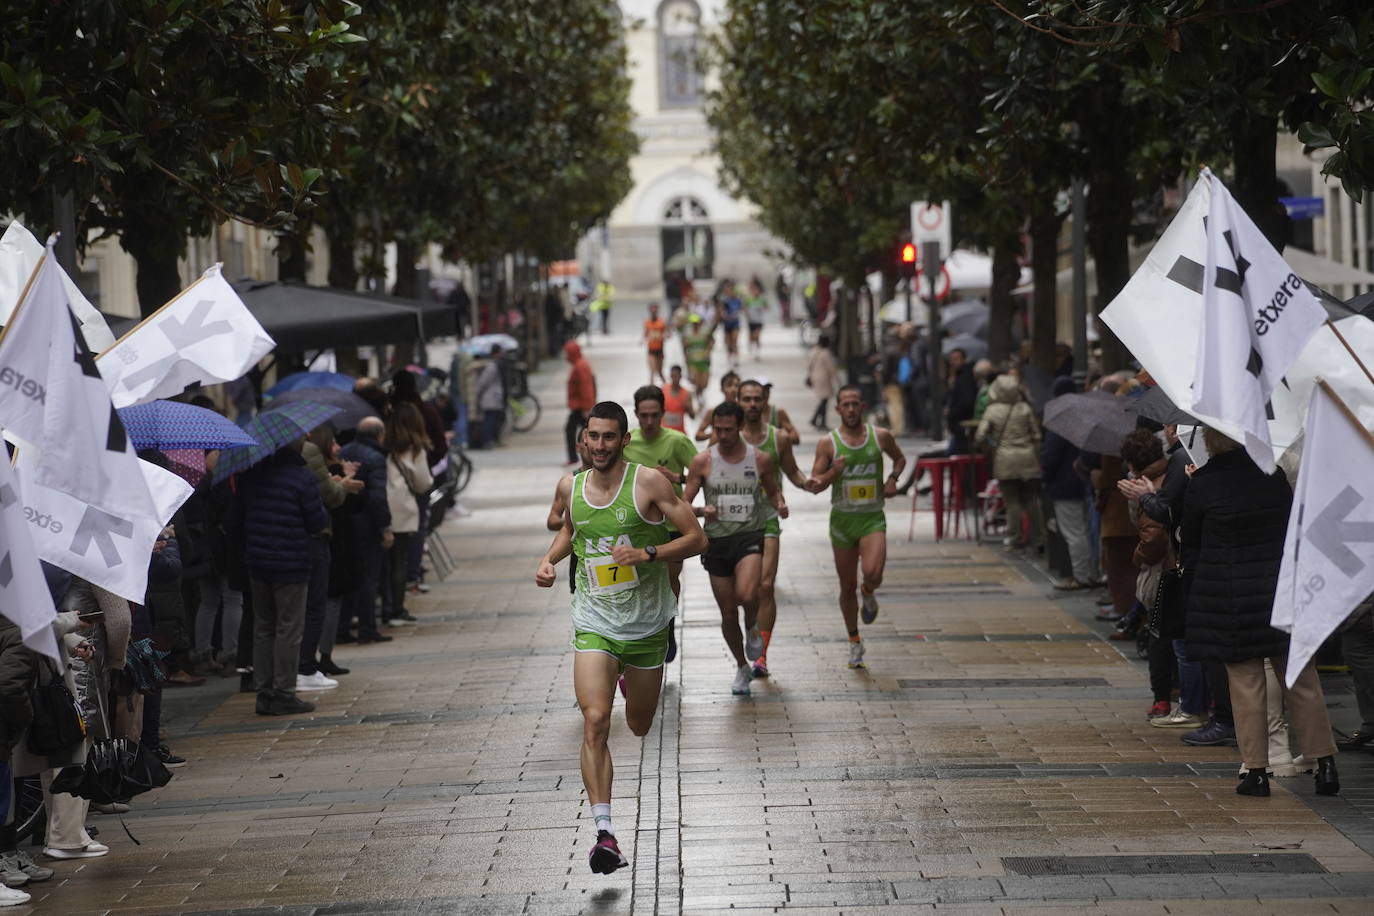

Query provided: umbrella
[1124,385,1199,427]
[163,448,208,487]
[458,333,521,357]
[1043,390,1138,456]
[117,401,259,451]
[265,371,355,397]
[941,300,989,336]
[212,401,342,483]
[263,387,378,431]
[941,333,988,363]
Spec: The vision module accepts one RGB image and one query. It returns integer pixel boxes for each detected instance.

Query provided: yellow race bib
[586,555,639,595]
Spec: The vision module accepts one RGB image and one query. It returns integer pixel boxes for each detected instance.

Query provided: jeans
[1341,606,1374,733]
[407,497,427,580]
[483,409,504,447]
[194,575,243,660]
[565,409,587,463]
[342,529,385,638]
[1172,638,1207,715]
[298,538,331,675]
[1052,497,1093,583]
[251,577,309,699]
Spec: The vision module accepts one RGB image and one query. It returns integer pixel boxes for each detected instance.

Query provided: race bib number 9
[586,555,639,595]
[717,494,753,520]
[846,479,878,504]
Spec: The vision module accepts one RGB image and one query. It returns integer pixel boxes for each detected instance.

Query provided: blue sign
[1281,196,1325,220]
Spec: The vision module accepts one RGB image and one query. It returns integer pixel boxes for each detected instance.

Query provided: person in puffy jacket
[976,374,1044,551]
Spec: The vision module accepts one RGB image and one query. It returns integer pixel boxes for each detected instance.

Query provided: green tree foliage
[0,0,366,314]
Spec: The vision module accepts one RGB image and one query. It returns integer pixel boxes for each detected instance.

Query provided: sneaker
[43,842,109,859]
[848,639,866,669]
[0,853,28,888]
[91,801,132,814]
[384,616,415,627]
[731,664,752,696]
[296,671,339,691]
[751,658,769,679]
[1152,707,1204,729]
[1182,719,1238,746]
[317,655,350,676]
[1270,755,1313,778]
[153,744,187,768]
[860,589,879,624]
[12,851,52,882]
[0,886,30,907]
[267,696,317,716]
[255,693,274,715]
[744,625,764,662]
[1147,701,1170,719]
[588,830,628,874]
[408,581,430,594]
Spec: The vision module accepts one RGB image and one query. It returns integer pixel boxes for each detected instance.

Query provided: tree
[0,1,366,314]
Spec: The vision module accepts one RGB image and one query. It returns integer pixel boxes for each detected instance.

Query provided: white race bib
[845,478,879,504]
[585,555,639,595]
[716,493,753,520]
[664,411,683,428]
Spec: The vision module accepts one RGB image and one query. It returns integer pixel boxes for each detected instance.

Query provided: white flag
[0,221,115,351]
[11,445,192,604]
[0,453,61,662]
[0,246,159,523]
[1189,169,1327,473]
[1272,383,1374,686]
[97,264,275,408]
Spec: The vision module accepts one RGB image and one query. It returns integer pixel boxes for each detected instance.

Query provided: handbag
[26,664,88,755]
[1147,564,1184,639]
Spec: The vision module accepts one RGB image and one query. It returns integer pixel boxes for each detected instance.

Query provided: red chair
[906,454,987,542]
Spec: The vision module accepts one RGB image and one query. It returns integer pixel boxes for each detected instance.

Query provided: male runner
[738,379,809,678]
[681,311,714,393]
[756,377,801,445]
[683,401,786,695]
[744,277,768,360]
[718,279,743,368]
[643,303,668,384]
[661,365,696,433]
[536,402,706,874]
[806,385,906,669]
[694,370,741,442]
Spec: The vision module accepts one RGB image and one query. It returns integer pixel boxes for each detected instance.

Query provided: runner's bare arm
[611,470,707,565]
[877,428,907,498]
[776,435,809,490]
[806,435,845,493]
[681,451,716,520]
[546,473,572,531]
[694,405,714,441]
[757,452,788,519]
[776,406,801,446]
[536,480,574,586]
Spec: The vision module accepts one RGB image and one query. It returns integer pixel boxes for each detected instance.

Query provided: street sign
[910,200,952,262]
[1280,196,1325,220]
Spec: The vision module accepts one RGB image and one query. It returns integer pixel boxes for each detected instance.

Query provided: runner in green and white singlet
[536,402,705,876]
[807,385,907,669]
[683,401,786,696]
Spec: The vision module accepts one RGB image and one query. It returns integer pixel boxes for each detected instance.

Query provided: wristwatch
[644,544,658,561]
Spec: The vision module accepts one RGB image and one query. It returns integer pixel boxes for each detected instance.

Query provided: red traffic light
[900,242,917,263]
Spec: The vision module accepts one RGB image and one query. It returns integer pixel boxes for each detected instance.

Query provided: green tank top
[683,327,712,364]
[702,444,768,538]
[570,463,673,639]
[748,424,781,521]
[830,424,884,514]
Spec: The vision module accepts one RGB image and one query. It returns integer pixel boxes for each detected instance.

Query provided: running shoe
[0,854,28,888]
[860,589,879,624]
[11,851,51,882]
[731,664,752,695]
[296,671,339,691]
[751,657,769,679]
[744,625,764,661]
[848,639,865,669]
[588,830,628,874]
[1147,701,1171,719]
[1151,707,1203,729]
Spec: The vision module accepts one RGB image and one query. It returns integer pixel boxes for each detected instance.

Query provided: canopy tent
[324,285,458,338]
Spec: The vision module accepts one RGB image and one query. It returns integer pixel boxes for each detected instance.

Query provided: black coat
[1181,449,1292,663]
[0,616,35,754]
[229,449,328,583]
[340,433,391,533]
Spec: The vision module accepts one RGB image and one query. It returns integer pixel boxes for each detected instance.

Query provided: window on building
[659,0,702,109]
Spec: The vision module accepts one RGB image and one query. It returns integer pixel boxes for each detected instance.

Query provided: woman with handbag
[975,374,1045,552]
[384,403,434,626]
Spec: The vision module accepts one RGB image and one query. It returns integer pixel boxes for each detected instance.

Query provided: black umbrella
[1124,385,1199,427]
[264,387,378,431]
[1043,391,1137,456]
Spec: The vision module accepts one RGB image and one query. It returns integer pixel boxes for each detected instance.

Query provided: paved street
[19,312,1374,915]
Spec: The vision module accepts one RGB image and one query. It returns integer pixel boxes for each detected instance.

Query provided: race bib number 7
[586,555,639,595]
[846,479,878,504]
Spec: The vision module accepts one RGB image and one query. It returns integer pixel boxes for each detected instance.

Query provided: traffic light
[899,241,917,278]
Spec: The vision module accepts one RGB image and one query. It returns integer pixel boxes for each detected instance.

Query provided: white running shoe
[0,886,31,907]
[860,589,879,624]
[848,639,866,669]
[43,842,108,860]
[731,664,752,696]
[296,672,339,690]
[1150,706,1202,729]
[744,625,764,662]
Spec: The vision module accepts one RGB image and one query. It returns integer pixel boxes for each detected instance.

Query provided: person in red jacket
[565,341,597,466]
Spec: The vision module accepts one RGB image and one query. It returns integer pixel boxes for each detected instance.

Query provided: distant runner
[744,276,768,361]
[756,376,801,446]
[661,364,696,434]
[681,311,714,393]
[536,402,706,874]
[683,401,786,695]
[643,302,668,384]
[694,370,741,442]
[806,385,907,669]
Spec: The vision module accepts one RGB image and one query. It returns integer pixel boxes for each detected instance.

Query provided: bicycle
[506,361,542,433]
[13,774,45,844]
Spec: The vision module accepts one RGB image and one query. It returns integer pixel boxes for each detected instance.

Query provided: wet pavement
[20,311,1374,914]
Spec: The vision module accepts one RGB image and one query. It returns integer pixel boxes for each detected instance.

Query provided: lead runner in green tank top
[739,379,809,678]
[806,385,907,670]
[536,401,706,875]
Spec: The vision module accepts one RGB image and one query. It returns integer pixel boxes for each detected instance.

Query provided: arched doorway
[660,195,713,294]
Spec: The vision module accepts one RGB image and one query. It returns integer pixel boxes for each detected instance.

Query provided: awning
[327,286,458,339]
[233,281,422,351]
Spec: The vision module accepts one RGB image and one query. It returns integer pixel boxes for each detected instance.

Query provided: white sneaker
[848,639,866,669]
[1151,706,1202,729]
[384,617,416,627]
[43,842,109,859]
[296,672,339,690]
[860,589,879,624]
[731,664,752,696]
[0,886,31,907]
[744,625,763,662]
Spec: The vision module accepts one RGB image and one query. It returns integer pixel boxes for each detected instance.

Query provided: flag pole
[94,264,217,360]
[1317,378,1374,452]
[1324,319,1374,390]
[0,252,46,351]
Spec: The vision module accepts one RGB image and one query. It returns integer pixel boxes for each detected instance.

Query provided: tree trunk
[1230,112,1290,251]
[327,228,359,290]
[122,233,184,317]
[986,239,1022,365]
[1029,189,1063,374]
[392,239,419,299]
[277,235,307,283]
[1079,81,1134,373]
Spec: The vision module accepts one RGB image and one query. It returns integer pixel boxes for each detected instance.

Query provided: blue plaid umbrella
[211,400,341,483]
[117,401,259,451]
[265,371,354,397]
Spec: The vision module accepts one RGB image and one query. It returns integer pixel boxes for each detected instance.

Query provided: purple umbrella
[117,401,259,451]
